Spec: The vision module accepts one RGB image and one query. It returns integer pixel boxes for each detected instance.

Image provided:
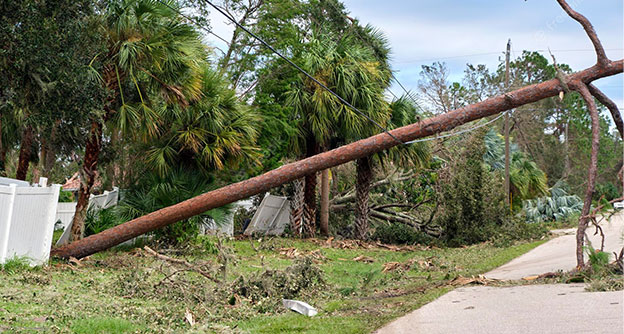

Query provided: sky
[205,0,624,109]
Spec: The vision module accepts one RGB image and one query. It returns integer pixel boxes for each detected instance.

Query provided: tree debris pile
[231,257,325,311]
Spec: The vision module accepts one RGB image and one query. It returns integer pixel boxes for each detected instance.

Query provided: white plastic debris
[244,194,290,236]
[282,299,318,317]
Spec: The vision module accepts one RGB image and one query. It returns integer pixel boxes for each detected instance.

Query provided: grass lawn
[0,237,545,333]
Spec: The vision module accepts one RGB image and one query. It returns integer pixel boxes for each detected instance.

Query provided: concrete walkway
[486,212,624,280]
[376,212,624,334]
[376,284,623,334]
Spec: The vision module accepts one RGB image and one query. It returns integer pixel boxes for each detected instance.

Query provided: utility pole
[504,39,511,207]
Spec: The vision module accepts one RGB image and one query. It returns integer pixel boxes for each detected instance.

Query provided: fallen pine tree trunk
[51,59,622,260]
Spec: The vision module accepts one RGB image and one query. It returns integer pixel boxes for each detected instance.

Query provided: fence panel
[0,185,60,265]
[55,202,78,230]
[0,185,17,263]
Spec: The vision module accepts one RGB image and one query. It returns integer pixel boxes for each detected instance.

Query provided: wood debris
[353,255,375,263]
[450,275,497,286]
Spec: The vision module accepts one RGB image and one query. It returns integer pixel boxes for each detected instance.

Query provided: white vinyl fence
[55,202,78,230]
[0,183,60,265]
[55,187,119,246]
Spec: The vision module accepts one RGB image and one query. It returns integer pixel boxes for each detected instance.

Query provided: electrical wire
[195,0,404,145]
[397,48,624,64]
[155,0,231,45]
[320,0,426,114]
[405,111,507,144]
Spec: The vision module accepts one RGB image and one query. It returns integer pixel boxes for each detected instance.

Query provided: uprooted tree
[52,0,623,269]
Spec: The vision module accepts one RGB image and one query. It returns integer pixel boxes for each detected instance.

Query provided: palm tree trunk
[290,178,305,237]
[303,138,320,237]
[70,120,102,242]
[16,125,33,180]
[319,169,330,236]
[355,156,373,240]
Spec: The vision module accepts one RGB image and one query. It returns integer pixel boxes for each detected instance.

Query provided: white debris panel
[244,194,290,236]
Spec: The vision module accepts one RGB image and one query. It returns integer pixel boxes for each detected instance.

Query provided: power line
[406,112,507,144]
[195,0,404,145]
[156,0,231,45]
[319,0,426,115]
[397,48,624,64]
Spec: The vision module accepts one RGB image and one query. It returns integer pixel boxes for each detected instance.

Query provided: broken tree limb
[50,60,623,259]
[588,83,623,138]
[571,81,601,268]
[143,246,220,283]
[555,0,609,66]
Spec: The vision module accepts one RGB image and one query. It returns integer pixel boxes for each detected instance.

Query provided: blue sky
[206,0,623,108]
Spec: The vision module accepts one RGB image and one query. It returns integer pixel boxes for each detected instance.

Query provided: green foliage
[483,129,548,207]
[0,257,33,274]
[594,182,620,201]
[524,180,583,223]
[85,207,123,237]
[143,66,261,179]
[490,218,548,247]
[58,190,75,203]
[586,247,611,274]
[116,168,231,244]
[285,31,391,153]
[231,257,324,312]
[436,131,507,246]
[371,223,433,245]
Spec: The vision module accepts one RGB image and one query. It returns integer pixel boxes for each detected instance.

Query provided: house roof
[61,171,102,191]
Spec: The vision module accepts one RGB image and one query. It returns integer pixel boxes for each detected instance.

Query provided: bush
[594,182,620,201]
[58,190,75,202]
[85,207,122,236]
[435,131,507,246]
[490,217,548,247]
[371,223,432,245]
[116,168,226,245]
[524,180,582,223]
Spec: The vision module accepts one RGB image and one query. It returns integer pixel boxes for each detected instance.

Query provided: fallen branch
[143,246,220,283]
[556,0,609,66]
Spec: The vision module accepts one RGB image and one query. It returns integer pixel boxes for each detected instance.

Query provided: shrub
[85,207,122,236]
[594,182,620,201]
[490,217,548,247]
[58,190,75,202]
[524,180,582,223]
[116,168,230,245]
[371,223,432,245]
[435,131,507,246]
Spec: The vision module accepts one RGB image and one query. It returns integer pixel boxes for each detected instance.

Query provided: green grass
[71,317,139,334]
[0,238,546,333]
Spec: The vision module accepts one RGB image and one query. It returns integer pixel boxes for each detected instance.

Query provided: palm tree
[144,65,261,177]
[484,129,548,209]
[69,0,207,241]
[286,32,391,236]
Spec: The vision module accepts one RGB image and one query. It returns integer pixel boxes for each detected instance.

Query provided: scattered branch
[143,246,220,283]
